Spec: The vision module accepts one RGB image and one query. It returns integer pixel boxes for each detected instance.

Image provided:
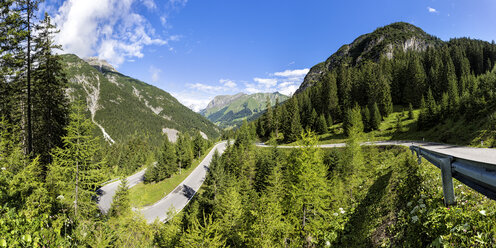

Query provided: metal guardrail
[410,146,496,205]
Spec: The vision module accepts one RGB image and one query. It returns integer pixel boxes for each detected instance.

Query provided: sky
[41,0,496,111]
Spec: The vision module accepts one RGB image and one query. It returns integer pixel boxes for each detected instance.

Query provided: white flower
[57,195,64,200]
[479,210,486,216]
[1,167,5,170]
[326,241,331,247]
[333,213,339,216]
[411,216,419,223]
[339,208,345,214]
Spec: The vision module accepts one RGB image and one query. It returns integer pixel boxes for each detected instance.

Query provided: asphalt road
[97,141,228,222]
[98,168,147,214]
[99,140,494,223]
[256,140,496,165]
[140,141,227,223]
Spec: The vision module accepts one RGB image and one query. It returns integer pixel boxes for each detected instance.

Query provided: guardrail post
[440,157,455,206]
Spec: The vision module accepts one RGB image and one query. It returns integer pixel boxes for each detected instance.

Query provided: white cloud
[220,79,237,88]
[427,7,438,13]
[150,66,162,82]
[53,0,172,66]
[171,92,211,112]
[273,68,309,78]
[254,77,278,87]
[142,0,157,10]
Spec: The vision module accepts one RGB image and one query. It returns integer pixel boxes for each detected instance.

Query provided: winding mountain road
[97,141,228,222]
[256,140,496,165]
[99,140,494,223]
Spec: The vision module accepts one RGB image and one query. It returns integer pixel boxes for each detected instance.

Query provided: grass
[282,105,495,148]
[128,147,212,208]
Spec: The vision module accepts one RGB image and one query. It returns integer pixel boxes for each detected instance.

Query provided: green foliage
[61,54,219,146]
[343,104,364,137]
[176,132,193,169]
[47,103,105,221]
[109,179,130,218]
[146,135,177,183]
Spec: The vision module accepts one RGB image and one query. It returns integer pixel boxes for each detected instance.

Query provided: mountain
[61,54,219,145]
[201,92,289,129]
[296,22,443,93]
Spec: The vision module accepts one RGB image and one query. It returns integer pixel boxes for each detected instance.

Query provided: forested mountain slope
[255,22,496,144]
[201,92,288,129]
[62,54,219,145]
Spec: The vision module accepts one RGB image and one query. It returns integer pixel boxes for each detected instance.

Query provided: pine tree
[361,106,371,132]
[370,103,382,131]
[309,108,318,130]
[108,179,130,218]
[47,103,104,221]
[344,104,364,137]
[264,96,273,138]
[18,0,43,155]
[192,131,205,159]
[180,213,226,247]
[283,97,302,143]
[404,55,426,106]
[176,133,193,170]
[320,71,339,117]
[153,134,177,181]
[408,103,414,120]
[316,114,327,134]
[32,13,69,166]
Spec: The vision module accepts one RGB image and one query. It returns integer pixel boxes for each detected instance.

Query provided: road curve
[140,141,227,223]
[98,168,147,214]
[256,140,496,165]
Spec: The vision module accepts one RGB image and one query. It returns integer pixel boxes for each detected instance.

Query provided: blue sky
[43,0,496,111]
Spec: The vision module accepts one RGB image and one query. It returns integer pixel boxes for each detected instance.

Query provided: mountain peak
[84,57,118,73]
[296,22,442,94]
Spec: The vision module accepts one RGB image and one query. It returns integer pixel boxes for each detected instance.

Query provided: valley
[1,1,496,247]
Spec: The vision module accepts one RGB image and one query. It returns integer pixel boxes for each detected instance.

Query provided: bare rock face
[85,57,118,73]
[295,22,442,94]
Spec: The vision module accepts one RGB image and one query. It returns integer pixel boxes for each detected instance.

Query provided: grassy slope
[292,105,494,147]
[128,146,212,208]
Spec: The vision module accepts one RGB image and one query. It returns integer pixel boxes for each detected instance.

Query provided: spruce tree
[344,104,364,137]
[154,134,177,181]
[320,71,339,117]
[32,13,69,166]
[316,114,327,134]
[371,103,382,131]
[361,106,371,132]
[408,103,414,120]
[264,96,273,138]
[108,179,130,218]
[176,133,193,169]
[283,97,302,143]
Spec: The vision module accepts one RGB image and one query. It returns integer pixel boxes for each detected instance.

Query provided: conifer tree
[176,133,193,169]
[371,103,382,130]
[48,103,104,221]
[263,96,273,137]
[108,179,130,218]
[284,132,330,246]
[344,104,364,137]
[32,13,69,165]
[405,55,426,106]
[320,71,339,117]
[361,106,371,132]
[316,114,327,134]
[283,97,302,143]
[153,135,177,181]
[408,103,414,120]
[192,131,205,159]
